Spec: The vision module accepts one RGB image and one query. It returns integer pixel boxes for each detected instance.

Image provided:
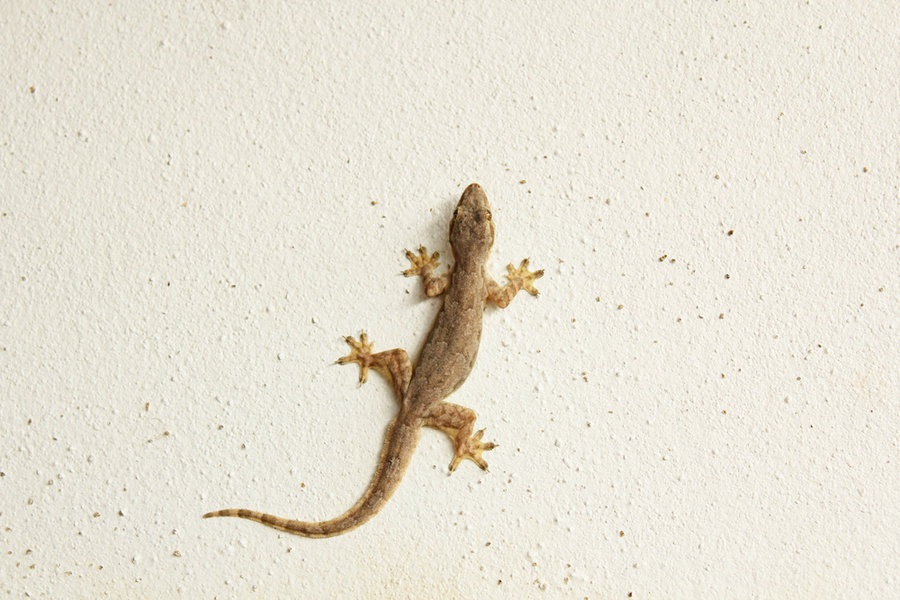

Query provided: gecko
[202,183,543,538]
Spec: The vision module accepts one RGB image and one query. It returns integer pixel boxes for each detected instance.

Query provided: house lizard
[202,183,543,537]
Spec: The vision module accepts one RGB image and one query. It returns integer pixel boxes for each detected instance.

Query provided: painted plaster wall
[2,2,897,597]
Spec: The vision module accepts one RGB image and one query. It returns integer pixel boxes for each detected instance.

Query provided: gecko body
[203,183,542,537]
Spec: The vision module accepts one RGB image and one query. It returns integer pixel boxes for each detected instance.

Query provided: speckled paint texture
[1,2,898,597]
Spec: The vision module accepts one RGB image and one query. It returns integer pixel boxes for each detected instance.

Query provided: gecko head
[449,183,495,261]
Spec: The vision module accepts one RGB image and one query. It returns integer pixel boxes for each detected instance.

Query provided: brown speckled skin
[203,183,542,537]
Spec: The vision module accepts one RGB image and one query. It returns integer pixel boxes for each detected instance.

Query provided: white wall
[2,2,897,597]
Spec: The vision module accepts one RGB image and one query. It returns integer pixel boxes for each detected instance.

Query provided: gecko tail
[201,508,364,538]
[202,418,419,538]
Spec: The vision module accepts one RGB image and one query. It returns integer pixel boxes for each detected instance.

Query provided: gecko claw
[403,245,440,277]
[448,428,498,472]
[505,258,544,296]
[336,332,376,384]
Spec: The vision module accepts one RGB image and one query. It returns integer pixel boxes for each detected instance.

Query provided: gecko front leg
[403,246,450,296]
[487,258,544,308]
[336,332,411,402]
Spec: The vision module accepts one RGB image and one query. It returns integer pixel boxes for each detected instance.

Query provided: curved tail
[202,418,420,538]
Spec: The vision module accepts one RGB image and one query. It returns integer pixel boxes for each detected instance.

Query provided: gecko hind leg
[424,402,497,471]
[336,332,411,401]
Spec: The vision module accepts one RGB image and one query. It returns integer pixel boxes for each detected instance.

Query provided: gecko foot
[505,258,544,296]
[335,332,376,384]
[402,245,440,278]
[449,428,498,472]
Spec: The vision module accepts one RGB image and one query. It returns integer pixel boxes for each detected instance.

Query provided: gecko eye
[485,210,492,220]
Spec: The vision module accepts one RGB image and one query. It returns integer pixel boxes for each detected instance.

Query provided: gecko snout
[458,183,489,211]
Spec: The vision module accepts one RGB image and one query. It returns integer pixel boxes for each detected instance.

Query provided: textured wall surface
[2,2,898,598]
